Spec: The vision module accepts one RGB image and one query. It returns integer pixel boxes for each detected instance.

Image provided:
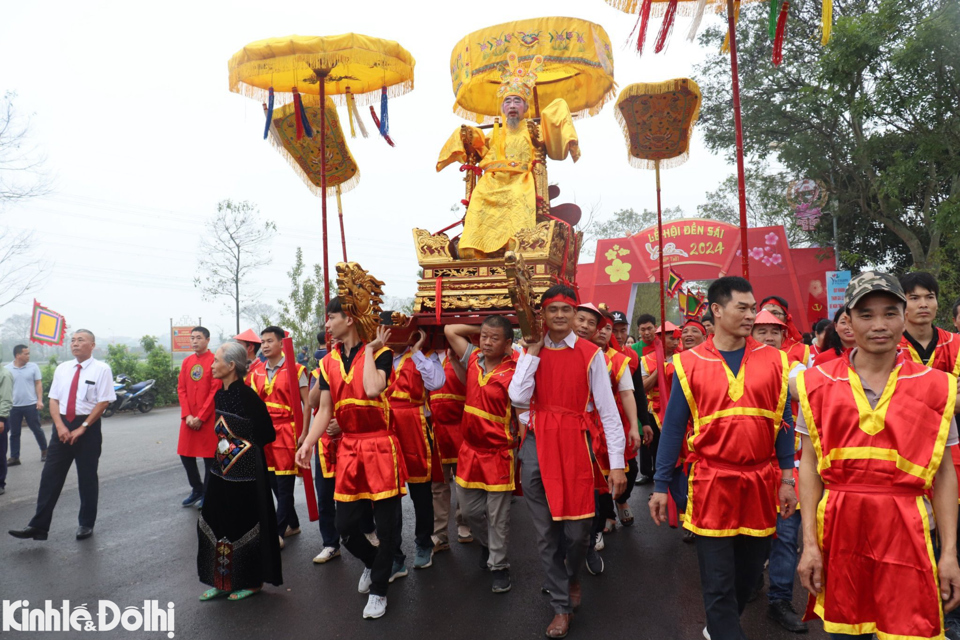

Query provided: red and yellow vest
[675,336,789,537]
[531,337,602,520]
[797,353,956,638]
[248,359,306,475]
[430,356,467,464]
[455,351,517,492]
[606,347,636,462]
[387,350,433,482]
[642,351,676,426]
[320,344,406,501]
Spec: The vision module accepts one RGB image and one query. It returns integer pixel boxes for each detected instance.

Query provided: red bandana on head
[760,297,803,344]
[543,293,579,308]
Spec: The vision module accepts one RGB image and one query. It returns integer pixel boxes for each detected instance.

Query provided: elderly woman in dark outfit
[198,341,282,601]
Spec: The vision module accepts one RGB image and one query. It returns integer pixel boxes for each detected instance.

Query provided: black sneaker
[491,569,511,593]
[478,545,490,571]
[7,457,20,466]
[585,545,604,576]
[767,600,808,633]
[636,474,652,485]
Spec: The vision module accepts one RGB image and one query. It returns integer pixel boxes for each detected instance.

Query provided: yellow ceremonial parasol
[228,33,415,309]
[266,96,359,260]
[615,78,701,330]
[449,17,616,122]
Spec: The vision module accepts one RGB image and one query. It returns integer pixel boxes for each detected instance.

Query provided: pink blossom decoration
[764,232,778,246]
[748,247,766,260]
[769,253,783,265]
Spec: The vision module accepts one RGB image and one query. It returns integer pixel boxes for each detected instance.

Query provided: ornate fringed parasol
[449,17,616,123]
[616,78,701,527]
[228,33,415,311]
[265,96,360,260]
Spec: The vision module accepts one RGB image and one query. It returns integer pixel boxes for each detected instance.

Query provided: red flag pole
[320,79,331,309]
[336,185,348,262]
[726,0,750,280]
[282,336,318,522]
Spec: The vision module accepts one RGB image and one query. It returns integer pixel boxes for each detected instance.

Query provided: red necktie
[66,364,82,422]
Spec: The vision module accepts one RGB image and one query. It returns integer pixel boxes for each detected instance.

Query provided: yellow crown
[497,52,544,105]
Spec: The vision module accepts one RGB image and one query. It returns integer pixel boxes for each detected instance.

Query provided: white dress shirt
[394,348,446,392]
[48,357,117,416]
[509,331,626,469]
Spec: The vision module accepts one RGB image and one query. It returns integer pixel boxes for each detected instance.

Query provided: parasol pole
[336,185,348,261]
[726,0,750,280]
[655,160,666,331]
[319,79,330,311]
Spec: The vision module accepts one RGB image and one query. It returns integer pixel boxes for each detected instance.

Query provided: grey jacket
[0,366,13,418]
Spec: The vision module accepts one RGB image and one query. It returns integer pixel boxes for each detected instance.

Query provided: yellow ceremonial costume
[436,53,580,256]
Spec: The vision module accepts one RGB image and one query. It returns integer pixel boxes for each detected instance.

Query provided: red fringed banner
[772,1,790,66]
[654,0,680,53]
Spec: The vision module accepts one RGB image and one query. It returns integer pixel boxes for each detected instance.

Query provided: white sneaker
[362,594,387,619]
[703,627,711,640]
[365,531,380,547]
[358,567,373,594]
[313,547,340,564]
[595,532,605,551]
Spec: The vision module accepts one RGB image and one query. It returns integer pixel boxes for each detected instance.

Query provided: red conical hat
[233,328,262,344]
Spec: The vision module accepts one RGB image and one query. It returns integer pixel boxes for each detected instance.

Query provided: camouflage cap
[611,310,629,325]
[844,271,907,309]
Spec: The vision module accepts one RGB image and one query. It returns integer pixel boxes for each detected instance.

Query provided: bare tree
[240,301,276,334]
[194,200,276,334]
[0,92,52,206]
[0,92,51,308]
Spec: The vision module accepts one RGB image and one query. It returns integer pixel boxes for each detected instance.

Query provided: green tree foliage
[105,344,140,380]
[103,338,178,406]
[695,0,960,275]
[276,248,326,360]
[697,165,807,248]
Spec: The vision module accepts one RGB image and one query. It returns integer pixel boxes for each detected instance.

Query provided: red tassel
[772,1,789,66]
[293,90,304,140]
[635,0,653,54]
[368,106,395,147]
[654,0,680,53]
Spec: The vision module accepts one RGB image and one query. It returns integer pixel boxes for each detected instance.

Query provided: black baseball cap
[611,310,628,326]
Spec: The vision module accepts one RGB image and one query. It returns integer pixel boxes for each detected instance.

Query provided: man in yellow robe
[436,53,580,258]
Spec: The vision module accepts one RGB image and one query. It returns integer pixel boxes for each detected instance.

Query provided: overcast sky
[0,0,736,344]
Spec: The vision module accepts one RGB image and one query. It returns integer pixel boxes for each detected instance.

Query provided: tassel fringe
[654,0,680,53]
[769,0,779,40]
[821,0,833,44]
[369,106,395,147]
[378,87,389,136]
[635,0,653,54]
[346,92,356,138]
[263,125,361,197]
[686,0,708,42]
[348,94,368,138]
[293,90,304,140]
[773,1,790,66]
[263,87,274,140]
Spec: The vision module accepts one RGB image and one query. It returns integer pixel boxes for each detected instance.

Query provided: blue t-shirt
[5,361,42,407]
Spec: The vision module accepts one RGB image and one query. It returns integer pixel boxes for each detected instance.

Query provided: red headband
[684,320,706,335]
[543,294,578,308]
[760,298,803,343]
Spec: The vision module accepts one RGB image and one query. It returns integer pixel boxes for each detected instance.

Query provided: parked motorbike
[102,375,157,417]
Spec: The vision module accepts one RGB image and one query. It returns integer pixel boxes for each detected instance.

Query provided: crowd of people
[5,269,960,640]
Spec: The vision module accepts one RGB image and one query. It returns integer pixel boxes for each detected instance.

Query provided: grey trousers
[432,463,466,544]
[456,484,511,570]
[520,432,592,614]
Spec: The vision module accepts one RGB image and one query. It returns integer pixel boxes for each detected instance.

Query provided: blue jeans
[768,511,802,601]
[315,448,340,549]
[8,405,46,459]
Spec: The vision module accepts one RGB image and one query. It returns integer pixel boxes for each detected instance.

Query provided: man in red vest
[509,284,627,639]
[176,326,219,508]
[296,297,404,620]
[445,316,517,594]
[795,272,960,639]
[650,276,798,640]
[248,326,308,545]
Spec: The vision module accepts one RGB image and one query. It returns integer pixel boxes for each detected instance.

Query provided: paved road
[1,408,828,639]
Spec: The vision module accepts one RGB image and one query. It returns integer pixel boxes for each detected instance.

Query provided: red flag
[282,337,319,522]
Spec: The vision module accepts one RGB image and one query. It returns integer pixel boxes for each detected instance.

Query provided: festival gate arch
[577,219,836,331]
